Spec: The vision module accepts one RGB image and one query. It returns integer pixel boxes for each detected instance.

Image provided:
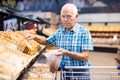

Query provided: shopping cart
[61,66,120,80]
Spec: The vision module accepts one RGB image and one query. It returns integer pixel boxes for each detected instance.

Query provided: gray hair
[61,3,78,15]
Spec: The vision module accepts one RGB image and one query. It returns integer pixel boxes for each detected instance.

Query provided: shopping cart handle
[117,66,120,70]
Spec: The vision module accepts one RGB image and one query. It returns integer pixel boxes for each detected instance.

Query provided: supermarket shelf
[16,45,46,80]
[94,44,118,53]
[94,44,118,49]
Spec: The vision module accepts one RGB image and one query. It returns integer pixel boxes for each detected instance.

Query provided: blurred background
[0,0,120,80]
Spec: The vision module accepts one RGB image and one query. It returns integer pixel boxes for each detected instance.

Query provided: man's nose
[64,17,68,21]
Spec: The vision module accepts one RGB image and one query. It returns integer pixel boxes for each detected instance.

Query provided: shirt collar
[61,23,79,33]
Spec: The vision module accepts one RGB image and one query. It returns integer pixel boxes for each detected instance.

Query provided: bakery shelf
[0,45,46,80]
[85,26,120,51]
[16,45,46,80]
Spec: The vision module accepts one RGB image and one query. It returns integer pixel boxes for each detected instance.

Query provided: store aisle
[90,51,119,66]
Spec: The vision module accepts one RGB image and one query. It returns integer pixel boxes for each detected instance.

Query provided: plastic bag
[44,50,62,73]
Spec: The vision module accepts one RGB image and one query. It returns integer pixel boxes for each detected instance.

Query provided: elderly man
[26,3,93,80]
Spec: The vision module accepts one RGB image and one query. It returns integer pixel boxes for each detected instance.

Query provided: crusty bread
[0,30,42,55]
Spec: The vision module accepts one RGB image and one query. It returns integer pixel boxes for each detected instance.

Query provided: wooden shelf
[17,45,46,80]
[85,26,120,32]
[94,44,118,49]
[85,25,120,50]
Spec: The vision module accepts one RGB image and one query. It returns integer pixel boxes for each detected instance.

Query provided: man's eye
[62,16,65,18]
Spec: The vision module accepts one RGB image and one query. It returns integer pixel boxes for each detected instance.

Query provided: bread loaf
[0,30,42,55]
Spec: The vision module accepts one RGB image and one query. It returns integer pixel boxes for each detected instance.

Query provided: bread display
[23,63,54,80]
[0,29,46,80]
[0,45,31,80]
[0,38,18,50]
[85,26,120,48]
[0,30,42,55]
[42,27,56,36]
[85,26,120,32]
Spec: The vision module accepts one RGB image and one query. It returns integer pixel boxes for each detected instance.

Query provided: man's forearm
[64,50,89,62]
[34,35,48,45]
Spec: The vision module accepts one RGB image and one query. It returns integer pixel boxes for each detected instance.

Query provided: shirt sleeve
[47,30,58,46]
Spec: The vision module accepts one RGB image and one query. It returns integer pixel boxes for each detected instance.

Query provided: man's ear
[76,14,79,18]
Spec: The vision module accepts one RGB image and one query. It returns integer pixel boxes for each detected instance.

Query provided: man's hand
[25,34,35,40]
[55,48,68,56]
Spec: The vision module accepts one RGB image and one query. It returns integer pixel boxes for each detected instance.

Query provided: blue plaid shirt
[47,23,94,68]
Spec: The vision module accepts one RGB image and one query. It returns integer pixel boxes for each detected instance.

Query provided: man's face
[61,9,78,31]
